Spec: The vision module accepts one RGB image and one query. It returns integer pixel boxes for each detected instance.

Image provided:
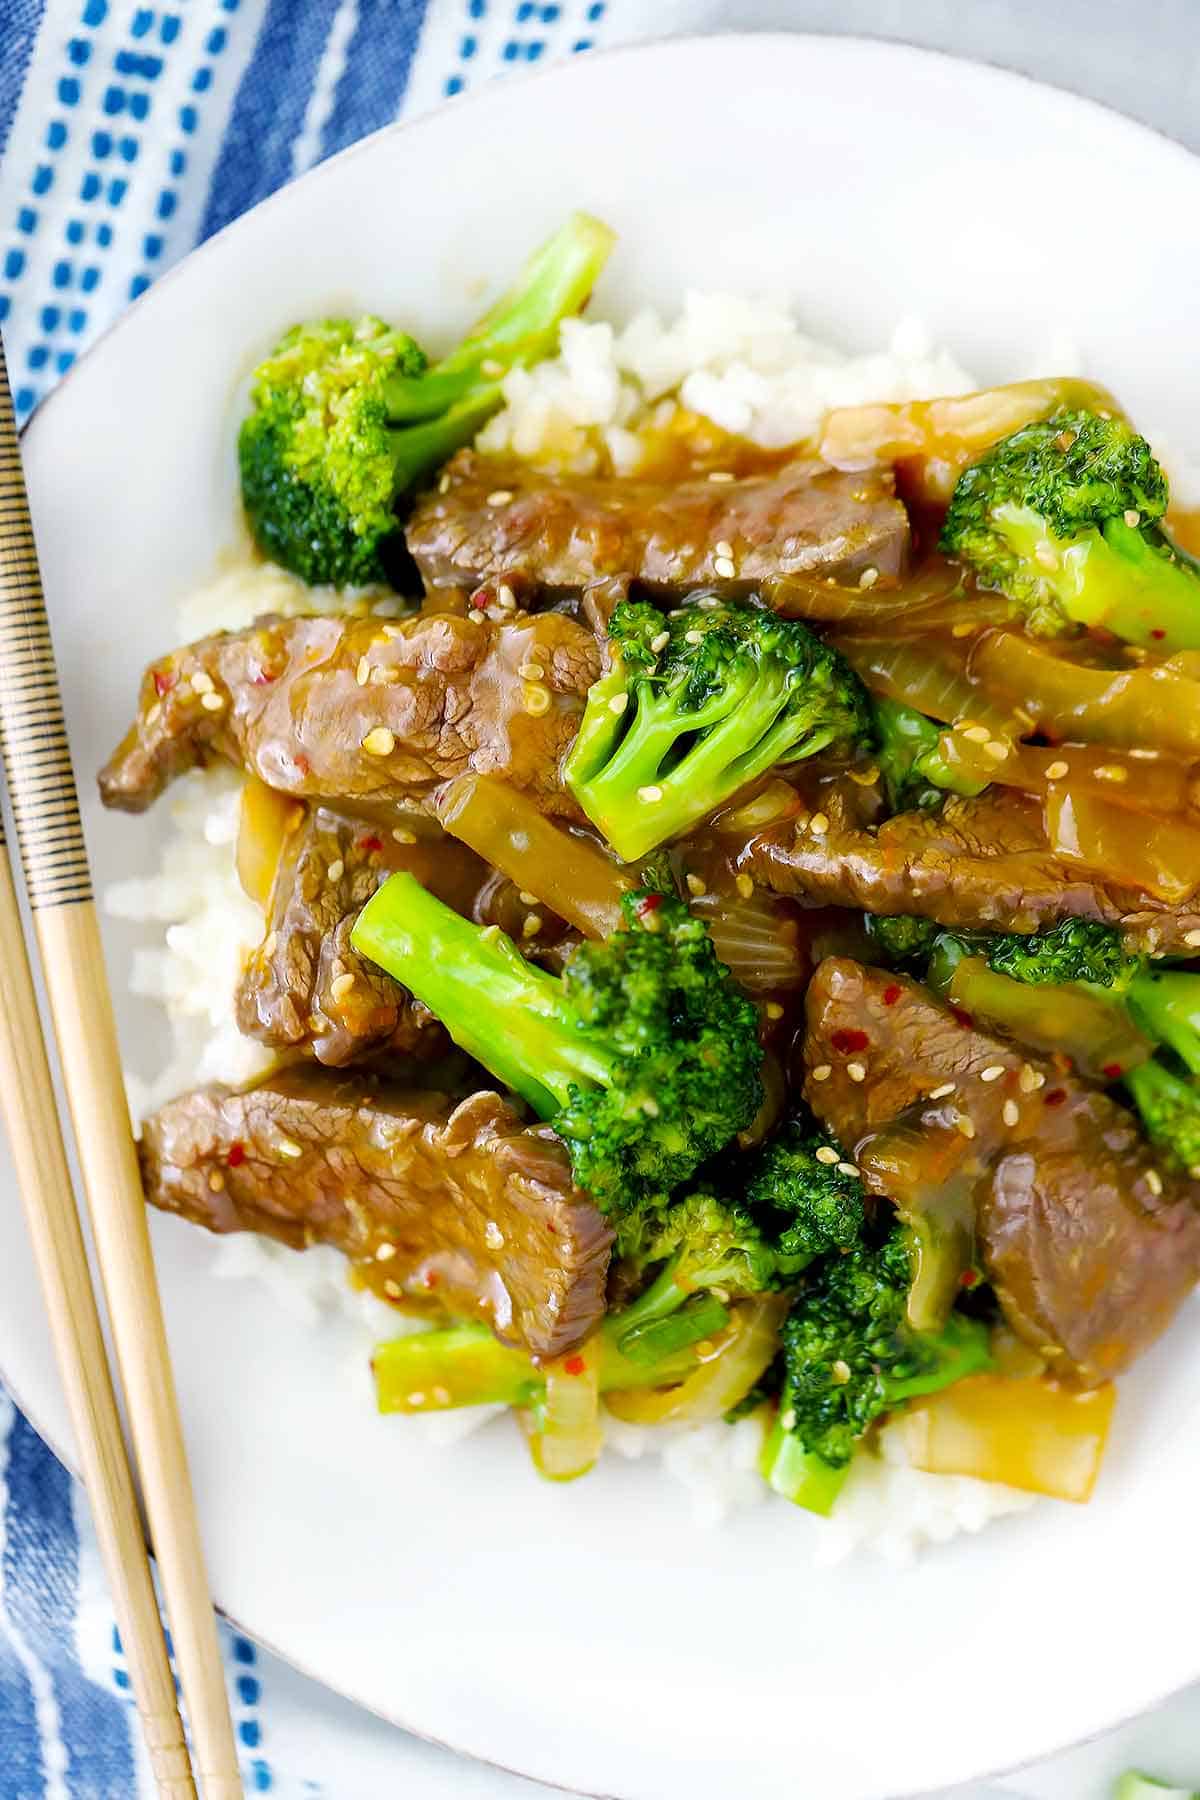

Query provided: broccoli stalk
[564,598,871,863]
[238,212,614,588]
[941,408,1200,649]
[350,874,763,1216]
[872,696,989,814]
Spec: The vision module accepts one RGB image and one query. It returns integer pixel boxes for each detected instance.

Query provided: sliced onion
[830,631,1019,736]
[603,1295,786,1426]
[522,1337,603,1481]
[237,775,302,909]
[1045,786,1200,903]
[711,779,807,836]
[689,886,806,992]
[892,1373,1116,1503]
[973,632,1200,760]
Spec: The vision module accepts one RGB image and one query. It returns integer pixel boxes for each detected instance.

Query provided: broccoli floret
[864,912,944,969]
[239,213,614,587]
[760,1216,992,1513]
[940,408,1200,648]
[743,1118,866,1264]
[564,596,871,862]
[986,918,1144,990]
[1123,1060,1200,1178]
[351,875,762,1217]
[872,696,988,814]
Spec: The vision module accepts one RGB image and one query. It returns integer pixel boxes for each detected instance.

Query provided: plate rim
[9,28,1200,1797]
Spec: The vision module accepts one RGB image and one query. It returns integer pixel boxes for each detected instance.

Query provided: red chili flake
[635,892,664,922]
[831,1027,869,1055]
[422,1269,439,1289]
[882,984,902,1007]
[562,1355,586,1376]
[1052,1051,1074,1073]
[357,834,384,853]
[1102,1061,1124,1080]
[1044,1087,1067,1107]
[1151,628,1166,641]
[545,1222,557,1234]
[950,1005,974,1029]
[153,668,176,697]
[959,1268,980,1289]
[470,585,494,610]
[252,666,279,685]
[293,753,310,777]
[226,1142,246,1168]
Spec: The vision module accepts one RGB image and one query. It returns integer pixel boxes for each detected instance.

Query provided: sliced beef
[406,450,910,617]
[140,1068,613,1358]
[98,609,599,819]
[743,789,1200,954]
[802,957,1200,1384]
[238,805,571,1066]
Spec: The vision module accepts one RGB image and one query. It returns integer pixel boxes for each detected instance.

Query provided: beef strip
[743,788,1200,954]
[802,956,1200,1384]
[140,1067,613,1357]
[238,806,572,1066]
[98,608,599,819]
[406,450,910,617]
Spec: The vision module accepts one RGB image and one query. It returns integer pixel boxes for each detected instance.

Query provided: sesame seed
[714,556,736,580]
[330,971,356,1003]
[837,1162,860,1178]
[480,924,501,944]
[407,1390,426,1406]
[480,358,504,378]
[392,827,417,845]
[1124,509,1141,528]
[643,1097,660,1117]
[277,1138,302,1160]
[735,873,754,899]
[951,622,976,638]
[376,1243,397,1262]
[983,739,1009,761]
[190,669,215,695]
[361,726,395,756]
[146,702,162,726]
[848,765,880,787]
[810,1064,832,1083]
[1019,1064,1044,1093]
[1146,1168,1164,1196]
[438,473,452,494]
[685,873,707,897]
[468,609,486,625]
[327,858,345,882]
[1002,1099,1020,1127]
[484,1221,505,1250]
[766,1001,785,1021]
[846,1061,867,1083]
[962,724,991,744]
[200,691,224,712]
[356,655,371,686]
[715,539,734,560]
[518,891,539,906]
[980,1064,1006,1083]
[815,1146,839,1165]
[1034,542,1060,570]
[1185,930,1200,948]
[858,566,879,589]
[1096,763,1128,782]
[383,1280,401,1300]
[1045,759,1070,780]
[431,1386,452,1407]
[831,1359,852,1384]
[698,595,721,610]
[781,1408,797,1430]
[685,629,705,645]
[954,1113,976,1139]
[522,913,543,938]
[496,584,517,611]
[708,470,735,482]
[929,1082,957,1099]
[208,1170,225,1192]
[809,812,830,837]
[638,784,664,803]
[486,489,514,507]
[518,661,545,681]
[523,683,551,716]
[651,631,670,653]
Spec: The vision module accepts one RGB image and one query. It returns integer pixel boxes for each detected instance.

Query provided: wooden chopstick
[0,819,196,1799]
[0,339,243,1800]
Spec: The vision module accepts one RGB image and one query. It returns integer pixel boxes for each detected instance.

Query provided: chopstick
[0,821,196,1799]
[0,340,243,1800]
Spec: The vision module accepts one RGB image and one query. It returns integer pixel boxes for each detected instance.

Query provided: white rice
[110,289,1137,1561]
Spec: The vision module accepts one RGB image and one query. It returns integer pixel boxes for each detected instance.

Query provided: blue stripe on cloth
[317,0,431,163]
[197,0,345,242]
[0,0,48,161]
[3,1415,135,1800]
[0,1397,46,1800]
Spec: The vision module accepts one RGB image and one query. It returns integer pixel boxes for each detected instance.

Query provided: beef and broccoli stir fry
[102,215,1200,1513]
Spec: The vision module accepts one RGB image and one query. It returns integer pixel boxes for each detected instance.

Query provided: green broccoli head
[986,918,1143,990]
[239,318,428,588]
[1123,1059,1200,1179]
[743,1118,866,1266]
[872,696,988,815]
[564,596,872,862]
[623,1186,789,1296]
[941,408,1200,648]
[864,912,944,969]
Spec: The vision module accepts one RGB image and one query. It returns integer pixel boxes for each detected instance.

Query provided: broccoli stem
[382,213,616,421]
[350,871,613,1115]
[387,383,503,493]
[993,506,1200,650]
[1127,971,1200,1075]
[760,1420,849,1515]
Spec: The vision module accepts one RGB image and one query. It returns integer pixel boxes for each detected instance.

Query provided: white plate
[7,34,1200,1800]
